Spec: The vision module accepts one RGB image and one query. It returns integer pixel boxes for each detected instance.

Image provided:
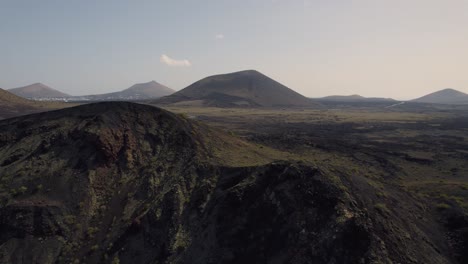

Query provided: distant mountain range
[155,70,312,107]
[312,88,468,105]
[314,95,396,102]
[411,88,468,104]
[9,83,70,99]
[7,81,174,101]
[5,75,468,106]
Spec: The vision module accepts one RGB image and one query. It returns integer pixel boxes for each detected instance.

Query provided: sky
[1,0,468,99]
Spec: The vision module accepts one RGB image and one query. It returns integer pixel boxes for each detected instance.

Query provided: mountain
[0,88,36,106]
[0,88,67,119]
[72,81,174,101]
[316,94,396,102]
[155,70,312,107]
[0,102,455,264]
[9,83,70,99]
[0,88,37,119]
[411,88,468,104]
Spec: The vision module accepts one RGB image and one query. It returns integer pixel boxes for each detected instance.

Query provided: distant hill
[72,81,174,101]
[9,83,70,99]
[411,88,468,104]
[155,70,312,107]
[315,94,396,102]
[0,88,36,106]
[0,88,42,119]
[0,88,71,119]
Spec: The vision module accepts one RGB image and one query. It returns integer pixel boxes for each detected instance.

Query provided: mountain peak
[8,83,70,98]
[411,88,468,104]
[412,88,468,104]
[122,81,174,95]
[437,88,463,94]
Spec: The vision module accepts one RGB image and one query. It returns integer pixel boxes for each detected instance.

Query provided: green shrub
[374,203,390,214]
[90,244,99,251]
[64,215,76,225]
[112,256,120,264]
[18,186,28,194]
[436,203,451,210]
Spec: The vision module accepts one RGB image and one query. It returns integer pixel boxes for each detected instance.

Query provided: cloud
[215,34,224,40]
[160,54,191,67]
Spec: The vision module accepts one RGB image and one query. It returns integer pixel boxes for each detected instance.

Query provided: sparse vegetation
[436,203,451,210]
[18,186,27,194]
[90,244,99,251]
[111,256,120,264]
[374,203,390,214]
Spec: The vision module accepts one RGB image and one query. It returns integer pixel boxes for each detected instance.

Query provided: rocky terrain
[0,102,461,263]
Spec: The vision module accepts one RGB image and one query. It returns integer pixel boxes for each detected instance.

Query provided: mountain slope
[412,88,468,104]
[0,102,455,264]
[75,81,174,101]
[155,70,312,107]
[9,83,70,98]
[0,88,71,119]
[0,88,36,106]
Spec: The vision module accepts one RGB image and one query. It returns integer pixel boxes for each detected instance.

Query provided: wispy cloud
[215,34,224,40]
[160,54,191,67]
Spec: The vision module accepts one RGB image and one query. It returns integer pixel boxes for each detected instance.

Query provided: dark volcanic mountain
[155,70,311,107]
[75,81,174,101]
[412,88,468,104]
[9,83,70,99]
[0,102,456,263]
[316,94,396,102]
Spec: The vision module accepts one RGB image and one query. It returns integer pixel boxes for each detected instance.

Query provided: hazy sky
[1,0,468,99]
